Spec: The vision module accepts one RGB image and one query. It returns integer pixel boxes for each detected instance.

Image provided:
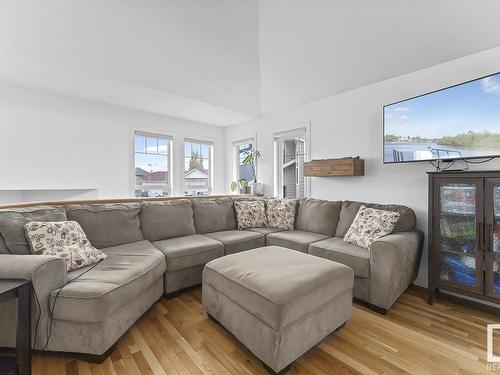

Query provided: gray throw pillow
[0,206,67,254]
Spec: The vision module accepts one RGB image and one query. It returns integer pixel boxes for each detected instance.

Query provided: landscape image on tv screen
[384,72,500,163]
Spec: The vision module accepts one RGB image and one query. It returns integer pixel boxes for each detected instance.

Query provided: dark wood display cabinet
[428,170,500,306]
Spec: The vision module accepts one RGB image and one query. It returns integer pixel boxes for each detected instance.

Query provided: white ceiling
[0,0,260,125]
[259,0,500,113]
[1,0,500,125]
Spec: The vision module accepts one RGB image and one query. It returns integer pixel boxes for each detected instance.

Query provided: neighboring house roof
[135,167,148,176]
[184,168,208,179]
[136,170,168,182]
[136,168,209,184]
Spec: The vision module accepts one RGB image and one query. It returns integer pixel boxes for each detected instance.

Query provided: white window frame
[182,138,214,196]
[273,126,311,198]
[132,130,173,198]
[232,136,256,183]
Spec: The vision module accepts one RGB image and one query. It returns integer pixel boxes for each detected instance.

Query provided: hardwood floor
[30,286,500,375]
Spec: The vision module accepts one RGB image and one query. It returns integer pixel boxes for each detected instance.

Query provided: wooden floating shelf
[304,158,364,177]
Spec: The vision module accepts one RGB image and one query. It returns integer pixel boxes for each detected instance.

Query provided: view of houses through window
[274,129,307,199]
[184,140,212,196]
[134,133,171,197]
[238,142,254,183]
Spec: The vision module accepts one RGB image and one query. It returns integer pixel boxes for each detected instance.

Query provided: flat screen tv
[383,72,500,164]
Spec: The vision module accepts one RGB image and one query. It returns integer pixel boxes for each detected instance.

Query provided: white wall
[226,46,500,286]
[0,82,226,203]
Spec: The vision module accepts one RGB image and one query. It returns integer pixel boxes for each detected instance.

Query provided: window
[274,128,307,199]
[233,139,255,183]
[184,139,213,196]
[134,132,171,197]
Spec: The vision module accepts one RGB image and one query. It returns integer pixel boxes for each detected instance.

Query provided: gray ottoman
[202,246,354,374]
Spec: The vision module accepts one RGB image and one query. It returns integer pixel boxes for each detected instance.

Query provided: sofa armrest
[0,255,67,348]
[369,230,423,311]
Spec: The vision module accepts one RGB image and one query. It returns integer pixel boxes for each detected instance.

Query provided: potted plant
[230,179,249,194]
[242,149,263,195]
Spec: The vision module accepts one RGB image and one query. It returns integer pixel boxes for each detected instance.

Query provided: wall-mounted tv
[383,72,500,164]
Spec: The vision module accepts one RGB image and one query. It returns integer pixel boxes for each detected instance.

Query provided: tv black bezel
[382,70,500,165]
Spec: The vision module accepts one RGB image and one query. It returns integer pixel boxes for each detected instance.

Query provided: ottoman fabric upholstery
[203,246,353,373]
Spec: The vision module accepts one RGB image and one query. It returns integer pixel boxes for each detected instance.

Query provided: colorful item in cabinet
[494,260,500,293]
[440,253,475,287]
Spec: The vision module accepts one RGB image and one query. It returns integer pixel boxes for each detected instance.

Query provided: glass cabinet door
[485,178,500,300]
[435,179,484,293]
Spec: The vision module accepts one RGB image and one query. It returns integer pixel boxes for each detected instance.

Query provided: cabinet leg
[427,287,434,305]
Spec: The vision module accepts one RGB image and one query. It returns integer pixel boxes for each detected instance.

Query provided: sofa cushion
[140,200,195,241]
[50,240,165,323]
[266,230,330,253]
[234,200,267,229]
[203,246,353,330]
[344,206,400,249]
[153,234,224,272]
[336,201,416,237]
[0,236,8,254]
[0,206,67,254]
[24,221,107,271]
[266,199,297,231]
[245,227,284,235]
[191,198,236,234]
[295,198,341,236]
[66,204,143,248]
[309,237,370,278]
[204,230,265,255]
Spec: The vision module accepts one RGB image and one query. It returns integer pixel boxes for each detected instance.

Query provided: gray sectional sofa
[0,196,423,360]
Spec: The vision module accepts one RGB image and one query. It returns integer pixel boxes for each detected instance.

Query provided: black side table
[0,280,31,375]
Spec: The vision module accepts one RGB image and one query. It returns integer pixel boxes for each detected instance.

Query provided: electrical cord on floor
[32,287,42,348]
[32,259,104,352]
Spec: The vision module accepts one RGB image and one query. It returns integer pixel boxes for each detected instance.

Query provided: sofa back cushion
[295,198,341,236]
[140,199,196,241]
[335,200,416,237]
[0,206,67,254]
[191,198,236,234]
[0,236,9,254]
[66,204,143,248]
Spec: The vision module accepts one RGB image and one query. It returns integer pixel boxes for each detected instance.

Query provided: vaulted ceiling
[1,0,500,125]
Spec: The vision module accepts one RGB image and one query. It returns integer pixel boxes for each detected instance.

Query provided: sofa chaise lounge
[0,196,423,359]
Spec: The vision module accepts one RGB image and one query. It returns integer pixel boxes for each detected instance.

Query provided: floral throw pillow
[234,201,267,229]
[24,221,107,271]
[343,206,400,249]
[266,199,297,231]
